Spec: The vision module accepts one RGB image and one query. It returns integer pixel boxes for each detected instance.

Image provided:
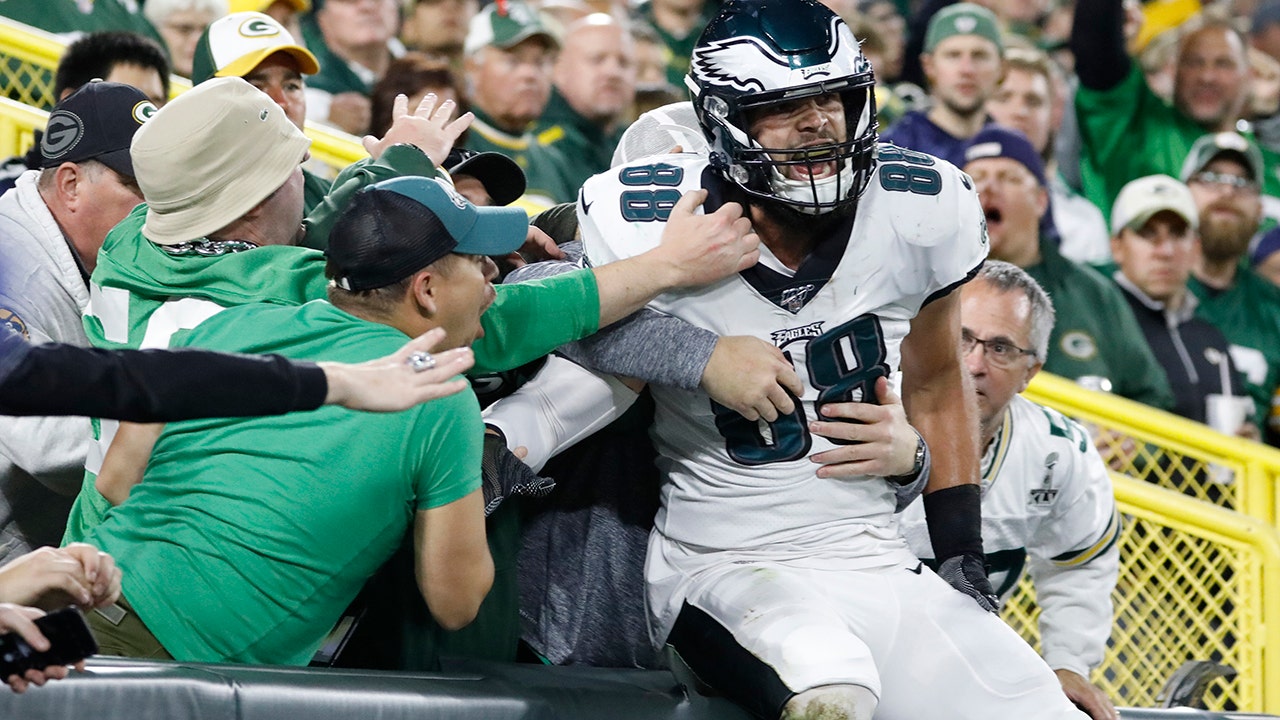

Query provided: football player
[569,0,1091,717]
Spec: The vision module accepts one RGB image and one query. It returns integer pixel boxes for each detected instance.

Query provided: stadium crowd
[0,0,1276,718]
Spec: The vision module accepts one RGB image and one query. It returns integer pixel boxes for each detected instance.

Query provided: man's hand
[362,93,473,166]
[654,189,760,288]
[1055,669,1118,720]
[321,327,474,412]
[701,336,802,422]
[0,603,82,694]
[481,433,554,516]
[498,226,566,273]
[808,376,918,479]
[327,91,373,136]
[0,545,120,609]
[935,553,999,613]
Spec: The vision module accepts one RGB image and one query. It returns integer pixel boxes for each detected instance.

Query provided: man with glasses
[0,81,155,565]
[1181,132,1280,445]
[900,261,1121,720]
[961,126,1174,409]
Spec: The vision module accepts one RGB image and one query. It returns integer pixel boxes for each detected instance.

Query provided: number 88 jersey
[580,148,987,556]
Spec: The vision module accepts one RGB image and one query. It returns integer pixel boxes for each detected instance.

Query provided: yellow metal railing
[0,16,367,171]
[1026,372,1280,524]
[1003,472,1280,712]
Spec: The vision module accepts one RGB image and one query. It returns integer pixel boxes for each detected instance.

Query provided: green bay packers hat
[132,77,311,246]
[40,80,156,178]
[327,176,529,291]
[1110,174,1199,236]
[464,1,559,56]
[191,11,320,85]
[924,3,1003,55]
[1180,131,1265,183]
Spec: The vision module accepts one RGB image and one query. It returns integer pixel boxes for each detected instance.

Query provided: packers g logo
[41,111,85,160]
[1059,330,1097,360]
[0,308,28,340]
[240,18,281,37]
[132,101,157,125]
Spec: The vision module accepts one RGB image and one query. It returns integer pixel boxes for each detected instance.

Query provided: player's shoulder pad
[864,143,986,251]
[579,154,712,262]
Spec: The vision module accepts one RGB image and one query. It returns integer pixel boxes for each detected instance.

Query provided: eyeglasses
[1189,171,1258,194]
[961,328,1036,368]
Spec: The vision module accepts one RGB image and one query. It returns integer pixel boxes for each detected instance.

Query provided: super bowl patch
[0,308,28,340]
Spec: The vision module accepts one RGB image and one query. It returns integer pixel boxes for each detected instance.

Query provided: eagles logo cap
[132,77,311,246]
[327,176,528,291]
[190,11,320,85]
[40,80,155,178]
[924,3,1003,56]
[464,1,559,57]
[1110,174,1199,236]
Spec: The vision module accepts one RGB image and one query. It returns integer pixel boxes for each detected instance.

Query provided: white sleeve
[481,355,640,473]
[1027,436,1121,676]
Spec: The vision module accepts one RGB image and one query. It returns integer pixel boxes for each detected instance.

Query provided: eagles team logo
[240,18,281,37]
[1060,331,1097,360]
[41,111,85,161]
[438,178,469,209]
[692,17,862,94]
[954,16,978,33]
[771,321,824,348]
[132,101,157,125]
[0,308,28,340]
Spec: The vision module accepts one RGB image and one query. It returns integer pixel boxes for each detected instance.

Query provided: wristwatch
[887,431,927,486]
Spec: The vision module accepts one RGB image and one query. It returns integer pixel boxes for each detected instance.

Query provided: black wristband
[923,483,984,560]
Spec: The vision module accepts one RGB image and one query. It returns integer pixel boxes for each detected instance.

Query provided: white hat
[1110,174,1199,236]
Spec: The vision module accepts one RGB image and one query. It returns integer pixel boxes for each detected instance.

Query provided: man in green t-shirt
[80,176,532,664]
[961,126,1175,410]
[1181,132,1280,445]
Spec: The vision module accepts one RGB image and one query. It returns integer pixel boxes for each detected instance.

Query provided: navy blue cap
[962,125,1047,187]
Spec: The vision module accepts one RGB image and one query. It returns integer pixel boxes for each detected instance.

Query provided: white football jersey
[580,148,987,633]
[899,394,1120,675]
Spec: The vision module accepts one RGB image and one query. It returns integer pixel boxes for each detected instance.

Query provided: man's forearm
[1071,0,1131,91]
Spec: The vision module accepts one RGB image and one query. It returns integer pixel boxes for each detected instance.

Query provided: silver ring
[407,351,436,373]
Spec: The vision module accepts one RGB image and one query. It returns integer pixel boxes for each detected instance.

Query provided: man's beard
[1199,208,1256,263]
[754,193,857,235]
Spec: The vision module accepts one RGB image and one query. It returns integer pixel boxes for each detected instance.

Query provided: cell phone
[0,606,98,679]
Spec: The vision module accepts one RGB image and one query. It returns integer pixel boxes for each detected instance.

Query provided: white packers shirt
[900,394,1121,676]
[580,148,988,641]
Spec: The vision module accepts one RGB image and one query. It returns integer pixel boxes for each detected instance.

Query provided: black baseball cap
[40,80,156,177]
[327,176,529,291]
[445,148,526,207]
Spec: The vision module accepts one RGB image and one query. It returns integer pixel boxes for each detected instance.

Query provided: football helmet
[686,0,877,214]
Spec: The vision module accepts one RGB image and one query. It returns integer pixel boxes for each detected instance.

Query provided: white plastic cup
[1205,394,1253,436]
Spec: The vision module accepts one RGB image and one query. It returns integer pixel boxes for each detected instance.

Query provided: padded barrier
[2,657,1278,719]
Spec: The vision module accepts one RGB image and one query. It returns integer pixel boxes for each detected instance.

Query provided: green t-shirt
[1075,65,1280,215]
[1025,238,1175,410]
[0,0,162,46]
[84,301,482,665]
[464,110,577,208]
[1188,265,1280,440]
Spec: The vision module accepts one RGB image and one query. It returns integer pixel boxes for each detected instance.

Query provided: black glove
[924,484,999,613]
[481,430,555,516]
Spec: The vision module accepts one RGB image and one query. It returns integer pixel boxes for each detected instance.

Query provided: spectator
[962,125,1176,409]
[368,53,467,137]
[1108,174,1255,435]
[1181,132,1280,444]
[631,0,717,88]
[900,261,1121,720]
[1250,224,1280,285]
[78,176,535,664]
[399,0,477,68]
[143,0,229,78]
[299,0,403,135]
[857,0,907,82]
[0,31,169,197]
[881,3,1003,169]
[536,14,637,196]
[61,78,466,545]
[1071,0,1280,213]
[987,46,1111,264]
[0,82,155,566]
[190,12,333,215]
[463,2,575,208]
[1251,0,1280,65]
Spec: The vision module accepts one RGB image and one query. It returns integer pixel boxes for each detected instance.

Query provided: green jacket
[1188,263,1280,442]
[1075,65,1280,214]
[297,12,372,96]
[534,88,624,196]
[633,1,719,88]
[1024,237,1175,410]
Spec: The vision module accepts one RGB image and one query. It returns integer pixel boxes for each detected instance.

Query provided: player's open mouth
[789,149,837,180]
